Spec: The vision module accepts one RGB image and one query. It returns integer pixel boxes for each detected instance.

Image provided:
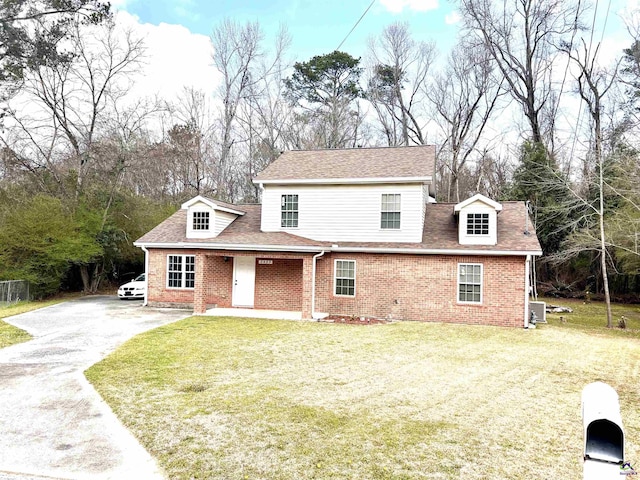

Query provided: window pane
[168,255,182,288]
[458,264,482,303]
[281,195,299,227]
[381,194,401,229]
[467,213,489,235]
[193,211,210,230]
[335,260,355,296]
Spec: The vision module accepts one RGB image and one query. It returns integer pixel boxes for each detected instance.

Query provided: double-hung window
[381,194,401,229]
[467,213,489,235]
[192,211,210,231]
[334,260,356,297]
[167,255,195,289]
[281,194,298,228]
[458,263,482,303]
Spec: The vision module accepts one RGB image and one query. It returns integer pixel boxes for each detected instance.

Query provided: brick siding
[147,248,527,327]
[314,253,526,328]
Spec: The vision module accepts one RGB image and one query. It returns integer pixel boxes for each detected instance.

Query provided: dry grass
[0,298,74,348]
[86,310,640,480]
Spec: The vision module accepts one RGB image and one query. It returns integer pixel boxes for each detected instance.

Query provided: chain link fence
[0,280,30,305]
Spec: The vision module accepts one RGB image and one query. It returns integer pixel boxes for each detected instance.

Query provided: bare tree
[428,40,504,202]
[366,22,434,146]
[459,0,584,148]
[21,21,145,198]
[5,20,145,292]
[211,19,288,201]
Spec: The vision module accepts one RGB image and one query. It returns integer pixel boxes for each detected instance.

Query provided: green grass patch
[543,297,640,336]
[87,315,640,479]
[0,296,76,348]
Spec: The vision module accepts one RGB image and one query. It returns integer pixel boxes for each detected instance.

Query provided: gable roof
[181,195,246,215]
[253,145,436,185]
[454,193,503,212]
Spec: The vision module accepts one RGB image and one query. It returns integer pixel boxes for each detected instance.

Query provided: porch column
[301,256,313,319]
[194,253,207,314]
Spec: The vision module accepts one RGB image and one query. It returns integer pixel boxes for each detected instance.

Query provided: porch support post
[194,252,207,314]
[301,256,313,319]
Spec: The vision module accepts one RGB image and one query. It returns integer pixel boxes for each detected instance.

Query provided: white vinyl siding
[213,210,237,236]
[458,263,482,303]
[261,183,425,242]
[334,259,355,297]
[167,255,195,289]
[186,201,239,239]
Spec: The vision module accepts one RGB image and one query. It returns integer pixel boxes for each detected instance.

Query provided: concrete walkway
[0,296,190,480]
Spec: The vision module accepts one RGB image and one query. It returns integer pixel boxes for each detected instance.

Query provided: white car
[117,273,146,300]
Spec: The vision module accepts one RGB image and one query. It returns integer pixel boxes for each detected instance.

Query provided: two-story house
[134,145,542,328]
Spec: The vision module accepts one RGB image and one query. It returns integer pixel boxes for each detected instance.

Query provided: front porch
[193,251,316,318]
[201,307,304,320]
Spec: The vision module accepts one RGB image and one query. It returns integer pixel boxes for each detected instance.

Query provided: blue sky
[116,0,462,61]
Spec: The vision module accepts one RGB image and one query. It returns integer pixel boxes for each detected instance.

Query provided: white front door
[232,256,256,307]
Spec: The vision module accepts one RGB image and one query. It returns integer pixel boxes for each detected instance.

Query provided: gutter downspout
[524,255,530,328]
[311,250,325,319]
[141,245,149,307]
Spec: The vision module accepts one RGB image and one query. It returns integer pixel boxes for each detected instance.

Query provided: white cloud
[115,11,220,102]
[379,0,439,14]
[444,10,461,25]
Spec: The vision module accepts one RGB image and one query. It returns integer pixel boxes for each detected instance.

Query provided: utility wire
[336,0,376,51]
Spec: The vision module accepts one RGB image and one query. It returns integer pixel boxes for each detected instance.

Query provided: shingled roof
[135,205,329,250]
[253,145,436,183]
[136,201,541,255]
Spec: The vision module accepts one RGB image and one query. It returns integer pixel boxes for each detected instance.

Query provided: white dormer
[182,196,245,239]
[454,194,503,246]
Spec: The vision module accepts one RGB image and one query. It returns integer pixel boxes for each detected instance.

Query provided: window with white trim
[458,263,482,303]
[334,260,355,297]
[281,194,298,228]
[192,211,210,230]
[167,255,195,288]
[467,213,489,235]
[381,193,401,229]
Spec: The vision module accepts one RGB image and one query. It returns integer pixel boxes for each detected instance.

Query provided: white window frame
[380,193,401,229]
[167,254,195,289]
[192,211,210,231]
[334,259,356,297]
[281,194,299,228]
[466,213,489,236]
[457,263,483,304]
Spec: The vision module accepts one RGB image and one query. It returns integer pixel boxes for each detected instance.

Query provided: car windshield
[134,274,146,282]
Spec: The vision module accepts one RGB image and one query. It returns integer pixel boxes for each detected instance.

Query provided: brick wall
[314,253,527,327]
[148,249,308,312]
[254,259,303,311]
[148,248,527,327]
[147,248,196,307]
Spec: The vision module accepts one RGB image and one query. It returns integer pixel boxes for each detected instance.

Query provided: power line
[336,0,376,51]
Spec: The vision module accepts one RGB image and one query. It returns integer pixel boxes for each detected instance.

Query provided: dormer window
[467,213,489,235]
[281,194,298,228]
[381,194,401,229]
[454,194,502,246]
[193,211,210,231]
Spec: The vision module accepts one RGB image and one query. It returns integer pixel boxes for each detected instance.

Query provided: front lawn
[0,299,62,348]
[86,313,640,479]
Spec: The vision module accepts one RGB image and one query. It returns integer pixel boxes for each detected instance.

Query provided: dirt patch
[319,315,390,325]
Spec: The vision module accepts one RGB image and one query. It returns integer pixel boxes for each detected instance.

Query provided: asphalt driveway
[0,296,190,480]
